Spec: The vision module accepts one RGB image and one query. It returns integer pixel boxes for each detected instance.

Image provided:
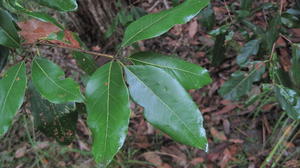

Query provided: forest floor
[0,0,300,168]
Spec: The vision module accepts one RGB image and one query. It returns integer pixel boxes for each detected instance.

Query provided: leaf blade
[0,9,20,48]
[125,65,207,150]
[32,0,78,12]
[130,52,212,90]
[30,86,77,145]
[122,0,210,46]
[32,58,84,104]
[86,61,131,166]
[0,62,27,136]
[219,62,266,100]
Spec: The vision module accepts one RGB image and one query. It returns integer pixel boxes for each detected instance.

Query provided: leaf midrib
[130,58,205,77]
[103,61,113,157]
[0,62,23,115]
[34,59,80,99]
[0,27,19,47]
[224,65,263,96]
[126,67,202,147]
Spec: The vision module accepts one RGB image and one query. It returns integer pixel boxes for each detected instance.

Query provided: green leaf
[30,86,77,145]
[237,39,262,66]
[275,85,300,120]
[198,4,215,31]
[263,15,281,51]
[72,34,97,75]
[0,62,27,136]
[4,0,64,29]
[32,0,78,12]
[122,0,210,47]
[240,0,253,10]
[86,61,130,166]
[211,33,226,66]
[130,52,212,90]
[125,65,208,150]
[0,46,9,73]
[22,11,64,29]
[219,62,266,100]
[290,44,300,87]
[0,9,20,48]
[32,57,84,104]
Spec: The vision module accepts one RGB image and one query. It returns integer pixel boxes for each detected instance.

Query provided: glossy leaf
[290,44,300,86]
[30,86,77,145]
[237,39,262,66]
[122,0,210,47]
[72,34,97,75]
[0,62,27,136]
[130,52,212,90]
[86,61,130,166]
[5,0,64,29]
[0,46,9,73]
[219,62,266,100]
[125,65,208,150]
[0,9,20,48]
[32,58,84,104]
[32,0,78,12]
[275,85,300,120]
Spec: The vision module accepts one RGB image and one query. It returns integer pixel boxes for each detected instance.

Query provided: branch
[36,42,114,59]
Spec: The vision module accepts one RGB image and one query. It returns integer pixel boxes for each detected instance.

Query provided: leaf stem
[35,42,114,59]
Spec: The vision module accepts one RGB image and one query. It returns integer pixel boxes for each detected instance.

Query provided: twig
[35,42,114,59]
[223,0,233,23]
[280,33,293,44]
[162,0,170,9]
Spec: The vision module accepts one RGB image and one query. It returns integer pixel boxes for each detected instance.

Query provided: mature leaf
[122,0,210,47]
[237,39,262,66]
[281,13,300,28]
[72,33,97,75]
[0,9,20,48]
[0,46,9,73]
[32,0,78,12]
[5,0,64,29]
[211,33,226,66]
[263,15,281,51]
[0,62,27,136]
[275,85,300,120]
[30,86,77,145]
[219,62,266,100]
[125,65,208,150]
[290,44,300,87]
[86,61,130,166]
[17,19,60,44]
[32,57,84,104]
[130,52,212,90]
[198,4,215,31]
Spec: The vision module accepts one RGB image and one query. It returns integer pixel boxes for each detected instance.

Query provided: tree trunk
[67,0,126,48]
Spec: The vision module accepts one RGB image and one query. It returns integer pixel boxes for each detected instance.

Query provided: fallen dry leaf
[210,127,227,141]
[142,152,163,167]
[15,146,27,158]
[18,19,60,44]
[188,20,198,38]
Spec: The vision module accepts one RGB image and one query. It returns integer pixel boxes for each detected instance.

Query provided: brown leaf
[188,20,198,38]
[190,157,205,166]
[210,127,227,141]
[46,30,81,49]
[15,146,27,158]
[142,152,163,167]
[18,19,60,44]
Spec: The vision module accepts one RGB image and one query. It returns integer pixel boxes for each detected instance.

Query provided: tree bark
[67,0,125,47]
